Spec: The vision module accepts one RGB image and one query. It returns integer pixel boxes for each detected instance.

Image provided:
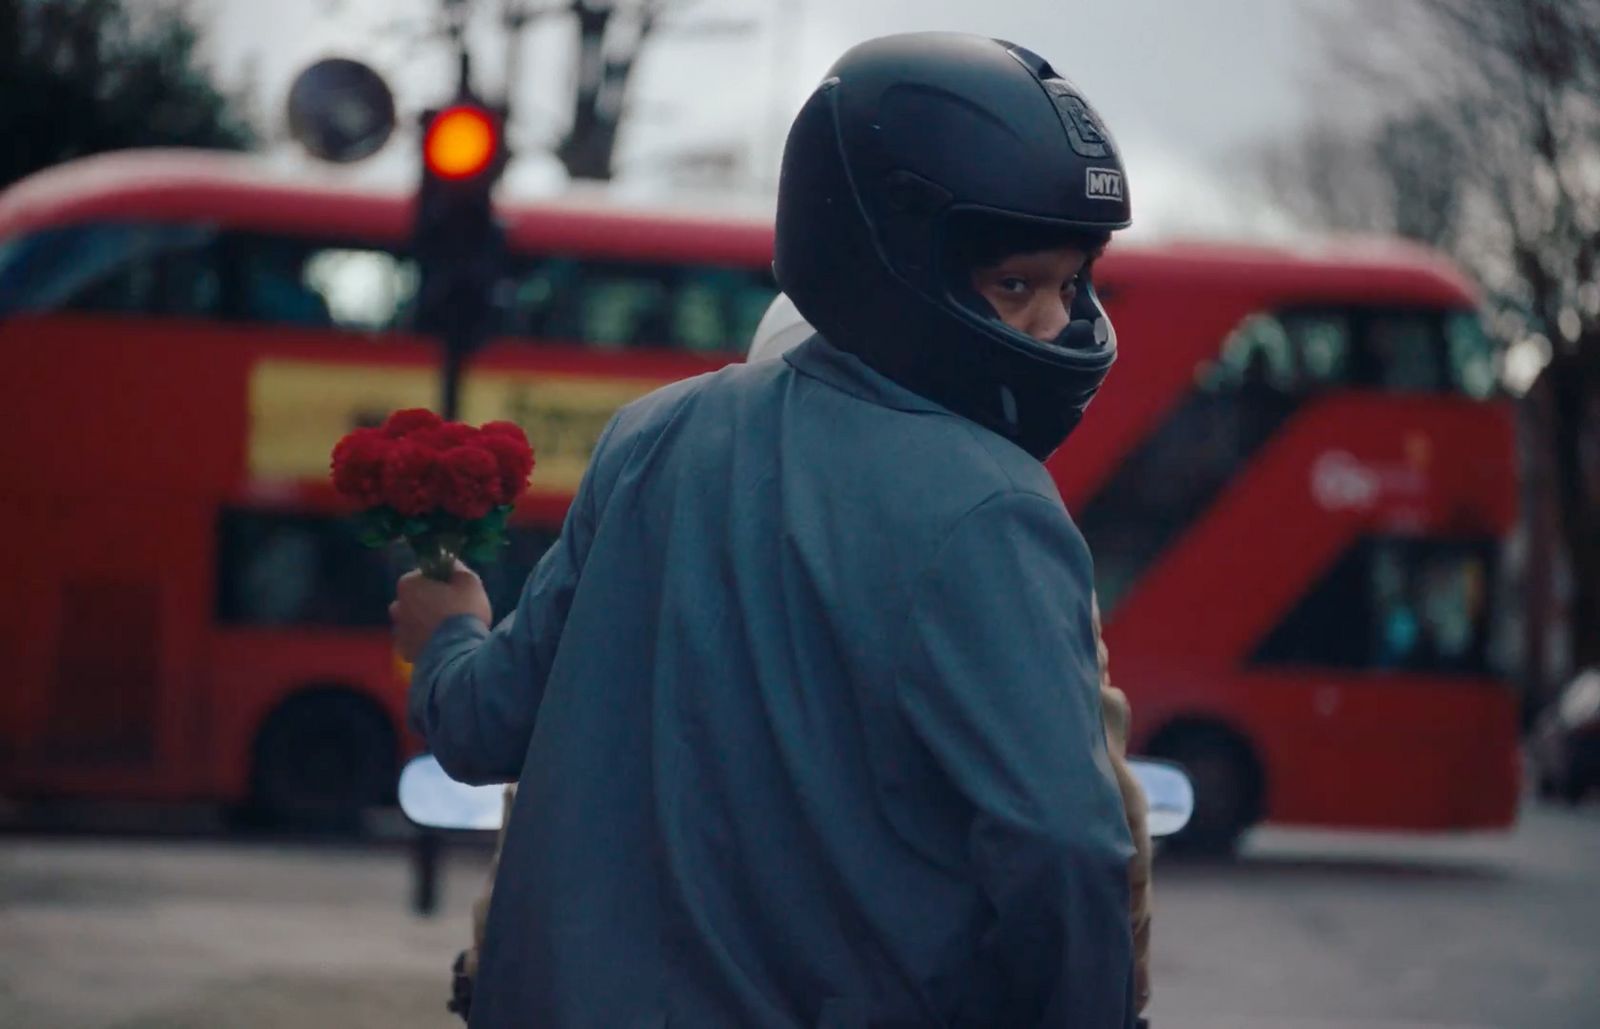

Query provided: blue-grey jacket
[410,336,1136,1028]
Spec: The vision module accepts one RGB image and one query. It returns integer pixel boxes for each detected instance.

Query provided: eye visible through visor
[940,208,1116,353]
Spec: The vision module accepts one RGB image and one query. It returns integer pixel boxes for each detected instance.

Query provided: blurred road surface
[1,801,1597,1028]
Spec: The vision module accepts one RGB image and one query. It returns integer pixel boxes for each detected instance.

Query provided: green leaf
[375,507,403,537]
[401,517,433,537]
[353,509,396,548]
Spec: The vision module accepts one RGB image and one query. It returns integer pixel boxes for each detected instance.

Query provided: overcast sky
[199,0,1332,238]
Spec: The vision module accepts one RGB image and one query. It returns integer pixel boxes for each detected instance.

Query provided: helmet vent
[1004,44,1059,82]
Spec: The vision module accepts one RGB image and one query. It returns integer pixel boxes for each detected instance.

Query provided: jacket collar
[783,334,950,416]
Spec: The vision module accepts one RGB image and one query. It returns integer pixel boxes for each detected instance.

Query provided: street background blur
[2,1,1599,1026]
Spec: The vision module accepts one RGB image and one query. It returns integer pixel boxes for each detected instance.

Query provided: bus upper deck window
[228,237,418,333]
[1367,313,1445,392]
[1202,314,1297,393]
[299,248,417,332]
[1286,313,1351,386]
[1202,310,1351,395]
[673,270,778,353]
[0,222,219,317]
[674,280,728,352]
[506,257,776,353]
[1445,311,1498,399]
[584,275,671,349]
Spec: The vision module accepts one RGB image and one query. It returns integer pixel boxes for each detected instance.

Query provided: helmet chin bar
[941,273,1117,443]
[1051,274,1116,352]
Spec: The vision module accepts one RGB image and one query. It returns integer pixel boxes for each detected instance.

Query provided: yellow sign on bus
[249,359,671,494]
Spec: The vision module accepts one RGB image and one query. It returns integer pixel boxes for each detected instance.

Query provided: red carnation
[410,422,481,452]
[330,427,391,506]
[382,408,443,439]
[481,421,528,442]
[381,440,442,517]
[438,446,501,521]
[480,432,536,505]
[332,413,537,582]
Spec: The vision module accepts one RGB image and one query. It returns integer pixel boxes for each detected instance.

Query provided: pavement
[1,800,1597,1028]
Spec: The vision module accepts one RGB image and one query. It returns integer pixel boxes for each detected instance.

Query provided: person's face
[968,246,1092,342]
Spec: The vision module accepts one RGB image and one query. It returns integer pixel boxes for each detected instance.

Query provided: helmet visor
[940,208,1116,357]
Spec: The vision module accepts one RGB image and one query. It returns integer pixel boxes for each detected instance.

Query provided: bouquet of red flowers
[330,409,536,581]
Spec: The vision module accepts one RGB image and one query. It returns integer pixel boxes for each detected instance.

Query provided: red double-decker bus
[0,150,1518,845]
[1064,240,1518,850]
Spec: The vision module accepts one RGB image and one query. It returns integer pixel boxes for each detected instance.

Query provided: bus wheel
[1149,724,1263,857]
[250,691,396,832]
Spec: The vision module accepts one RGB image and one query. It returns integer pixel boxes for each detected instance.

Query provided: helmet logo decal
[1044,81,1115,159]
[1086,167,1124,201]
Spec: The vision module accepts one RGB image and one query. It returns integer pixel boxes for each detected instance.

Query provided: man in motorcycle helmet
[754,290,1153,1016]
[395,31,1141,1028]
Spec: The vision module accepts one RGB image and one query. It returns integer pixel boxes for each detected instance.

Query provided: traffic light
[413,95,508,404]
[424,105,500,180]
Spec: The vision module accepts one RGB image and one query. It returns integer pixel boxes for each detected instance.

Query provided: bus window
[217,510,408,628]
[1445,311,1498,399]
[1365,313,1445,392]
[229,234,418,332]
[1200,314,1295,392]
[507,258,671,349]
[1200,310,1352,395]
[506,259,574,339]
[216,509,556,628]
[1292,312,1352,386]
[0,223,422,332]
[1255,537,1496,674]
[1,221,778,350]
[1202,306,1488,399]
[505,256,776,352]
[583,269,672,349]
[673,268,777,353]
[0,222,221,318]
[674,280,726,351]
[302,247,417,332]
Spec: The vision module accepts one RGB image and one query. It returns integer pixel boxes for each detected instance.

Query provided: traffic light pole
[411,50,507,918]
[440,342,465,421]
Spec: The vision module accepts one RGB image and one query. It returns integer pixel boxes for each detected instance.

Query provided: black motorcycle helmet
[774,32,1132,460]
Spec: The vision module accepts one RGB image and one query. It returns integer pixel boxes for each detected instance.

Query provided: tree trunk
[1545,345,1600,675]
[554,1,661,182]
[556,117,620,180]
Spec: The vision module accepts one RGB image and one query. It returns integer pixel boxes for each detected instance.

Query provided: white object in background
[747,292,815,362]
[399,755,1195,837]
[397,756,506,831]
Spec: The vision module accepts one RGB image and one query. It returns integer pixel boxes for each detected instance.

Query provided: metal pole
[411,30,500,917]
[413,828,442,915]
[441,344,464,420]
[414,258,470,920]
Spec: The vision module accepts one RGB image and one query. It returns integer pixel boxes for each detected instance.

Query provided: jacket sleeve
[407,416,620,785]
[896,490,1136,1027]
